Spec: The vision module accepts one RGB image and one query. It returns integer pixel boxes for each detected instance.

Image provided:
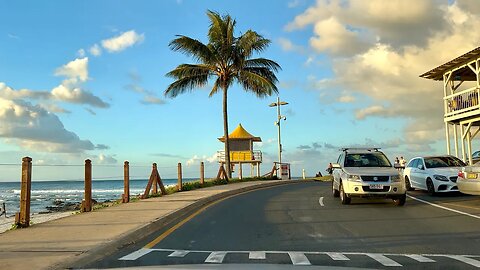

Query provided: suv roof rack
[341,147,381,152]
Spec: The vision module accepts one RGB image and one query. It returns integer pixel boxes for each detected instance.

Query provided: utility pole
[269,96,288,168]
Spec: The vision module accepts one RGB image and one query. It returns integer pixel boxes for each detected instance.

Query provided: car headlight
[433,174,449,182]
[391,175,401,182]
[347,174,361,182]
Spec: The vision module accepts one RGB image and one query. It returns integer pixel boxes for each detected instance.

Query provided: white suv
[332,148,406,206]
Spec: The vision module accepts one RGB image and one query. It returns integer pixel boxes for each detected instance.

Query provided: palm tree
[164,10,281,179]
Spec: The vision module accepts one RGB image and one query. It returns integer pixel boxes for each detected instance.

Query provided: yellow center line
[143,185,281,249]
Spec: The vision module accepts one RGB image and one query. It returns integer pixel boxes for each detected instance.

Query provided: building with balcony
[217,124,262,177]
[421,46,480,164]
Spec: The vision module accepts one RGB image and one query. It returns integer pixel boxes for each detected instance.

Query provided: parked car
[403,155,466,195]
[457,164,480,195]
[331,148,406,206]
[472,150,480,164]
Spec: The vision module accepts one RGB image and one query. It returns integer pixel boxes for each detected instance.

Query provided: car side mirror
[417,164,424,170]
[332,163,341,169]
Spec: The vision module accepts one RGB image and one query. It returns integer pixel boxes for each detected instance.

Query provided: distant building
[421,46,480,164]
[218,124,262,177]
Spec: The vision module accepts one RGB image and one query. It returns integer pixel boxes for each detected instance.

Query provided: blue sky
[1,0,479,181]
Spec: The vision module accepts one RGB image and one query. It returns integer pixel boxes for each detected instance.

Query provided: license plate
[467,173,477,179]
[369,184,384,189]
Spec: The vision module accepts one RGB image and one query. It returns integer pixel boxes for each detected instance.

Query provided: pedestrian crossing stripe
[119,248,480,268]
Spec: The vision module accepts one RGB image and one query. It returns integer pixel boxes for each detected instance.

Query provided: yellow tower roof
[218,124,262,142]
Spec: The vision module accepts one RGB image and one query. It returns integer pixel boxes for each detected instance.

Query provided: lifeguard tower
[421,46,480,164]
[217,124,262,178]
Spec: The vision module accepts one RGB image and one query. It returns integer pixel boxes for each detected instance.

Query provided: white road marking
[249,251,266,259]
[205,251,227,263]
[405,254,435,263]
[319,197,325,206]
[168,250,190,257]
[288,252,311,265]
[444,255,480,268]
[120,248,480,268]
[118,248,153,260]
[407,194,480,220]
[326,252,350,260]
[366,253,402,267]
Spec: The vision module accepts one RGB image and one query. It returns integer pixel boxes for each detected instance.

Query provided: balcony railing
[217,150,262,163]
[444,87,480,120]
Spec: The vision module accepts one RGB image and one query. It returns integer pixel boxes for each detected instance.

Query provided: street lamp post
[269,96,288,170]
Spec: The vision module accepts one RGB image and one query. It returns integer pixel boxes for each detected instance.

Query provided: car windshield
[424,156,466,168]
[344,152,392,167]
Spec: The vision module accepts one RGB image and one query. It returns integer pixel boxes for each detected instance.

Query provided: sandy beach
[0,211,76,234]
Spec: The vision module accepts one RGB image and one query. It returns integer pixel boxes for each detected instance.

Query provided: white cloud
[186,153,218,166]
[287,0,480,153]
[101,30,144,53]
[54,57,89,82]
[96,154,117,164]
[89,44,102,56]
[0,98,97,153]
[278,37,305,53]
[338,95,355,103]
[310,16,371,56]
[51,84,109,108]
[77,49,85,57]
[141,95,166,105]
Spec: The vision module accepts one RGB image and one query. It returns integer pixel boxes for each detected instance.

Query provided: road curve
[84,181,480,269]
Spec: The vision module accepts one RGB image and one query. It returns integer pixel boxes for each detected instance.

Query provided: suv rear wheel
[339,181,351,205]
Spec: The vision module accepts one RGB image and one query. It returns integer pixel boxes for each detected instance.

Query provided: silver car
[332,148,406,206]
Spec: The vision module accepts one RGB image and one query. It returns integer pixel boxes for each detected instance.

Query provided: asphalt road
[82,181,480,269]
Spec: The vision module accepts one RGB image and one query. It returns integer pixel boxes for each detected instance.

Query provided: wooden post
[81,159,92,212]
[15,157,32,228]
[200,162,205,186]
[177,162,182,191]
[152,163,159,194]
[123,161,130,203]
[239,162,243,180]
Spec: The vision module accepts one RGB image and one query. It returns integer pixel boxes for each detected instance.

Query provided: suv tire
[340,181,351,205]
[405,176,414,191]
[332,180,340,197]
[393,194,406,206]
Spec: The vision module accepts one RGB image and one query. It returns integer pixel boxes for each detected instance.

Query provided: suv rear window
[344,152,392,167]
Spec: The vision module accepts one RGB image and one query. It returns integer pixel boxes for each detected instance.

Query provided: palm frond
[166,64,215,79]
[238,69,279,97]
[237,31,271,58]
[209,78,221,97]
[164,67,210,98]
[169,36,214,63]
[245,58,281,72]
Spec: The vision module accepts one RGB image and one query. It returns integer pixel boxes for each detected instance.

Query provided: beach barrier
[0,200,6,218]
[123,161,130,203]
[81,159,93,212]
[177,163,183,191]
[15,157,32,228]
[142,163,167,198]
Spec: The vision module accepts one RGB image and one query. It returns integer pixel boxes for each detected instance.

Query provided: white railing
[217,150,262,162]
[444,87,480,117]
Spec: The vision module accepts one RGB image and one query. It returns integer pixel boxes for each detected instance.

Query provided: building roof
[218,124,262,142]
[420,46,480,81]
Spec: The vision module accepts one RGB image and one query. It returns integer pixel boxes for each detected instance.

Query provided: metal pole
[277,96,282,166]
[200,162,205,185]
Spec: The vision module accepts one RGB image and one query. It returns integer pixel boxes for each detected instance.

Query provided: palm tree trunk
[223,87,231,180]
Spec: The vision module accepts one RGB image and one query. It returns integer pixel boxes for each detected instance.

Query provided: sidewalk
[0,180,302,270]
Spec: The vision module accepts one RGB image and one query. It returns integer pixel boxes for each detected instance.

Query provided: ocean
[0,178,195,216]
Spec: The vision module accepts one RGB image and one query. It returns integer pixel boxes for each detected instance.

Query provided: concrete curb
[58,180,310,269]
